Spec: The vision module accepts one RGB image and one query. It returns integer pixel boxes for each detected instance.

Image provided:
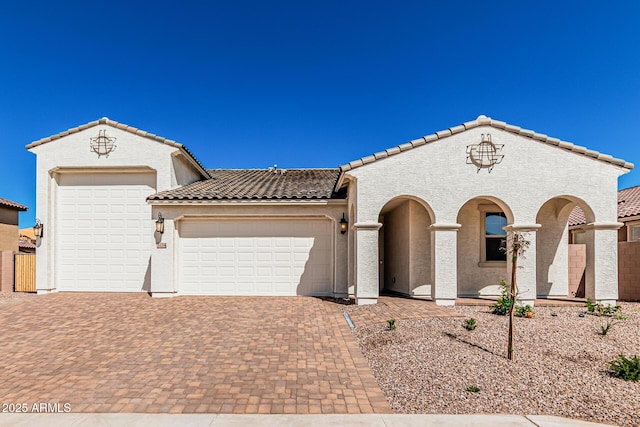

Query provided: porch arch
[456,196,513,298]
[535,196,595,299]
[378,195,434,297]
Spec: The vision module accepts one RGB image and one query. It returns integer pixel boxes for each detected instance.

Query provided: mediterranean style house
[27,116,633,305]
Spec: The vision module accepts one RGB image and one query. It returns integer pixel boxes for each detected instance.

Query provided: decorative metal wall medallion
[90,129,117,158]
[466,133,504,173]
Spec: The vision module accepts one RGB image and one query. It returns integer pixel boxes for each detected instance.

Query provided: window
[629,224,640,242]
[485,212,507,261]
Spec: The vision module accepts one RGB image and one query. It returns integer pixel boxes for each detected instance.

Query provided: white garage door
[57,173,155,292]
[179,219,333,296]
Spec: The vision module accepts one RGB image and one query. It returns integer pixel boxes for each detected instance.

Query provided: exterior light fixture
[33,218,44,238]
[155,213,164,234]
[340,213,348,234]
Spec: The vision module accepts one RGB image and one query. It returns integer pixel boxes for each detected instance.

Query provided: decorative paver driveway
[0,294,391,414]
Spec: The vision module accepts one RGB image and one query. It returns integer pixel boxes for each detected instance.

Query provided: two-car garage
[178,218,334,296]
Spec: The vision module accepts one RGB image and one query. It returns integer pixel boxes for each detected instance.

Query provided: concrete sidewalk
[0,413,618,426]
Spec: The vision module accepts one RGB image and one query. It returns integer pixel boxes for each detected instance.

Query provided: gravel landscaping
[345,302,640,427]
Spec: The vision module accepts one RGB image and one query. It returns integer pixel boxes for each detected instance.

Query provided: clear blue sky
[1,1,639,227]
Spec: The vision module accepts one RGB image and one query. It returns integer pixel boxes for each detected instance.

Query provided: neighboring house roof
[148,168,345,201]
[339,115,634,173]
[617,185,640,220]
[0,197,28,211]
[25,117,211,179]
[569,185,640,226]
[18,239,35,250]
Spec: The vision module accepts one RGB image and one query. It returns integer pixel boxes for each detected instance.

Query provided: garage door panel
[179,219,333,296]
[57,173,154,292]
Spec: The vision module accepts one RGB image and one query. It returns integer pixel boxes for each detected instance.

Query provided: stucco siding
[382,202,409,293]
[347,127,622,225]
[409,200,431,295]
[456,200,506,296]
[29,125,183,293]
[171,154,202,188]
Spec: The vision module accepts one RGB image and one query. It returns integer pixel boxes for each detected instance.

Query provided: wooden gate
[14,253,36,292]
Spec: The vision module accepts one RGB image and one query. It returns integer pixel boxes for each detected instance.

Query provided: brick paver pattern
[343,296,464,327]
[0,294,392,414]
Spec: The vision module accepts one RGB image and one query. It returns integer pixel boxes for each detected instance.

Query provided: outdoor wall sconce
[155,213,165,234]
[340,213,348,234]
[33,218,44,238]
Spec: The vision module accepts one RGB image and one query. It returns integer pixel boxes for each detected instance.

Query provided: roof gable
[340,115,634,173]
[26,117,210,178]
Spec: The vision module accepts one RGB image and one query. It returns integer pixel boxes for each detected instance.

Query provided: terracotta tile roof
[568,207,588,227]
[19,239,35,250]
[340,115,634,172]
[0,198,27,211]
[617,185,640,219]
[569,185,640,226]
[148,168,345,201]
[26,117,210,179]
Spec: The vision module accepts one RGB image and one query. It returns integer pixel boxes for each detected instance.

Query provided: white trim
[353,222,383,231]
[49,165,157,174]
[582,221,624,230]
[428,223,462,231]
[503,224,542,232]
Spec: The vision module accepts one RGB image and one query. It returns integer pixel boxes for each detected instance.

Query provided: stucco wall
[456,200,506,296]
[382,202,410,293]
[0,223,19,253]
[409,200,431,294]
[536,199,572,298]
[0,207,19,253]
[28,124,206,293]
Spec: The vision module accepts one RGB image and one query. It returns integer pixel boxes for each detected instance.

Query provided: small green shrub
[609,355,640,382]
[387,319,397,330]
[599,319,615,336]
[585,299,624,318]
[463,318,477,331]
[515,304,533,318]
[465,385,480,393]
[490,280,511,315]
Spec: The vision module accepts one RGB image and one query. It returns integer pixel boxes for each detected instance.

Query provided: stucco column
[429,223,461,306]
[150,217,176,297]
[504,225,541,307]
[354,222,382,305]
[584,222,623,305]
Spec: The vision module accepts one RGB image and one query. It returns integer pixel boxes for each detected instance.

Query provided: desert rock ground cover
[344,302,640,427]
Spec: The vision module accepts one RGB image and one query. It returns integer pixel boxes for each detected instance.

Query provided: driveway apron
[0,294,391,414]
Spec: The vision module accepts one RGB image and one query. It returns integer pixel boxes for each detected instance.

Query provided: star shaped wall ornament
[90,129,117,158]
[466,133,504,173]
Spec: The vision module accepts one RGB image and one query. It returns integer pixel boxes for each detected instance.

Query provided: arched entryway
[536,196,595,299]
[456,196,514,298]
[378,196,433,297]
